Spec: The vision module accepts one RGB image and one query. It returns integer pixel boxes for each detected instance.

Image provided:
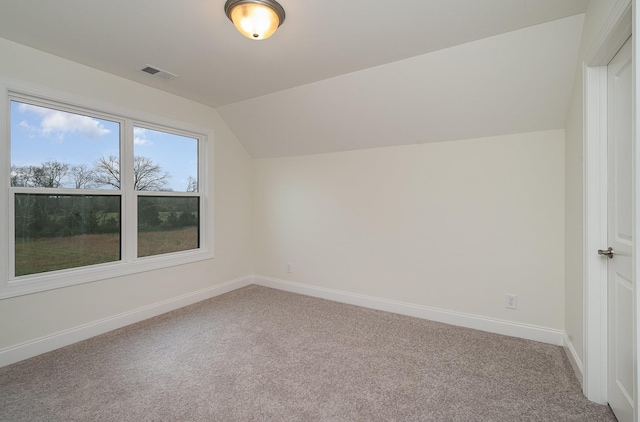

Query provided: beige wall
[564,0,619,365]
[0,38,254,349]
[254,130,565,329]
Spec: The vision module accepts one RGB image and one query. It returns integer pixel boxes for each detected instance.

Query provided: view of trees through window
[10,99,201,277]
[14,194,121,276]
[138,196,199,258]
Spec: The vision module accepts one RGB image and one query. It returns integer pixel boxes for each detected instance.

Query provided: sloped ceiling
[218,15,584,157]
[0,1,588,158]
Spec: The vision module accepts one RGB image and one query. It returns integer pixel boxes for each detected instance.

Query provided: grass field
[15,227,198,276]
[138,227,198,257]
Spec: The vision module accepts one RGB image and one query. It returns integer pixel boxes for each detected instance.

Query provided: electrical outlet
[286,263,292,273]
[506,294,517,310]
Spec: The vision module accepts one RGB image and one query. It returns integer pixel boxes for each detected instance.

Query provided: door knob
[598,247,614,258]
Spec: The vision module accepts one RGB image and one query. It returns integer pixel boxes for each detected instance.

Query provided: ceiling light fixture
[224,0,286,41]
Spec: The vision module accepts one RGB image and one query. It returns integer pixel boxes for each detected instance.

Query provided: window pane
[133,126,198,192]
[138,196,199,257]
[10,101,121,189]
[14,194,121,276]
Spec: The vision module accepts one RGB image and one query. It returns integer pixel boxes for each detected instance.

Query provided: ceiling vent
[139,65,178,80]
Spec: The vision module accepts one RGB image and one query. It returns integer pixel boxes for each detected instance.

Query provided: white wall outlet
[506,294,517,310]
[286,263,292,273]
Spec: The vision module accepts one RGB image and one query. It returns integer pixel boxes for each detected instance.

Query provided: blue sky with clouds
[10,101,198,192]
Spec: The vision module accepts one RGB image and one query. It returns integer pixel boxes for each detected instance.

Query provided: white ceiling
[0,0,589,158]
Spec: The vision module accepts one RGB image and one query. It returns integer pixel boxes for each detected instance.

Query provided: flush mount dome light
[224,0,285,40]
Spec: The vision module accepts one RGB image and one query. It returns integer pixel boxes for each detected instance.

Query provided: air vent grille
[139,65,178,80]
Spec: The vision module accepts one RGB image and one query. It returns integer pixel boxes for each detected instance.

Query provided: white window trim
[0,77,214,299]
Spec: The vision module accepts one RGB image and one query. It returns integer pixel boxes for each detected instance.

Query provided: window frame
[0,77,214,299]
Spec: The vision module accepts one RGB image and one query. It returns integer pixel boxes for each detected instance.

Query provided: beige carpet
[0,285,616,421]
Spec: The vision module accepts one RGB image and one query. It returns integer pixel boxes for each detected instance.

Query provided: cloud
[133,127,152,146]
[19,120,34,130]
[18,120,38,138]
[17,103,111,139]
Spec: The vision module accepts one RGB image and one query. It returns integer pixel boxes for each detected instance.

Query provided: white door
[606,36,633,422]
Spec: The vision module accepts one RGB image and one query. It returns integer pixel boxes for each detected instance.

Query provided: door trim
[583,0,633,406]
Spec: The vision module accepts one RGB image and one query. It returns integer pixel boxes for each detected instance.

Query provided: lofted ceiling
[0,0,589,157]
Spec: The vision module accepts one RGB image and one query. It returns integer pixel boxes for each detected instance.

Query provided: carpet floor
[0,285,617,421]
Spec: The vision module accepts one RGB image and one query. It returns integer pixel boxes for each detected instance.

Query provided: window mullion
[122,119,136,263]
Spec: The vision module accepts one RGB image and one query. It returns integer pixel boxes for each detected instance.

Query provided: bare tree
[34,161,69,188]
[186,176,198,192]
[93,155,169,191]
[11,161,69,188]
[10,165,34,187]
[70,164,96,189]
[93,155,121,189]
[134,156,170,191]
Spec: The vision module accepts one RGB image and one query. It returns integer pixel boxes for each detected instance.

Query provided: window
[1,83,212,298]
[133,127,200,258]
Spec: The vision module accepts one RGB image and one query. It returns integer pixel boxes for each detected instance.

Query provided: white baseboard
[0,276,253,368]
[1,275,571,370]
[253,276,565,346]
[563,332,584,386]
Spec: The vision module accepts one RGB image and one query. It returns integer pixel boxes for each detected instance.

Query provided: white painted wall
[253,130,565,329]
[564,0,620,367]
[0,38,254,350]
